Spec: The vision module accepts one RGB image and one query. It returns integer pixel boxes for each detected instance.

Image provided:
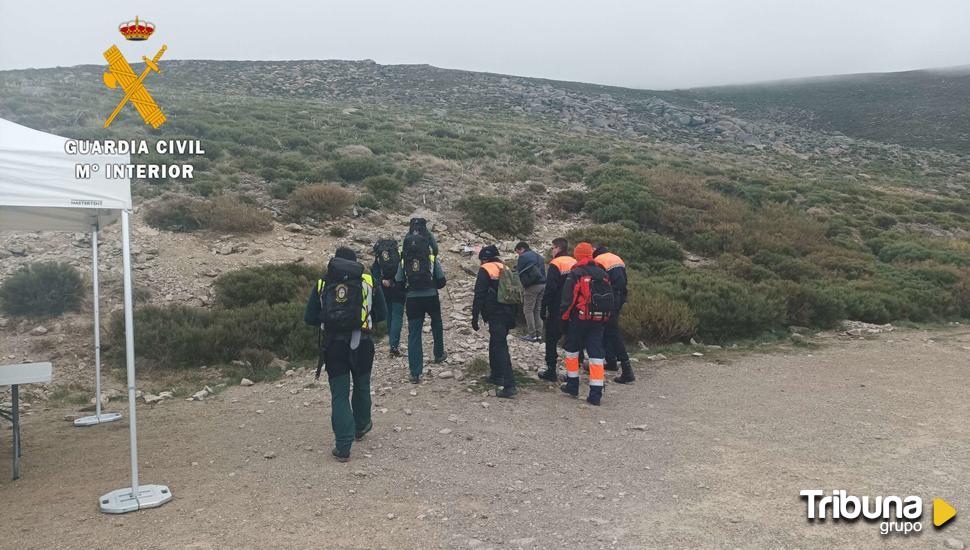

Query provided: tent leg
[75,226,121,427]
[100,210,171,514]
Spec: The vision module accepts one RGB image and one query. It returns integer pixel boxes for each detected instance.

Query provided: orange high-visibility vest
[481,261,504,280]
[594,252,625,272]
[549,255,576,275]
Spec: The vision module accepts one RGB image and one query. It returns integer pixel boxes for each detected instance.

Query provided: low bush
[457,195,535,236]
[334,156,383,182]
[287,184,356,220]
[585,182,659,229]
[565,224,683,268]
[213,263,319,309]
[0,262,84,317]
[202,196,273,233]
[108,302,318,369]
[144,196,204,232]
[554,190,587,213]
[527,182,547,194]
[362,175,405,207]
[620,291,697,344]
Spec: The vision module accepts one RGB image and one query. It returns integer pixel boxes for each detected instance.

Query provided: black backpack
[409,217,430,239]
[373,239,400,280]
[402,233,433,290]
[320,257,365,332]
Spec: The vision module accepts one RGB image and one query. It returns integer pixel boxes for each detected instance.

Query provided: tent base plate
[99,484,173,514]
[74,412,122,427]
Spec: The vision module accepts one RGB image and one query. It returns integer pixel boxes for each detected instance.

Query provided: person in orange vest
[593,245,634,384]
[538,237,576,381]
[558,242,612,405]
[471,245,518,398]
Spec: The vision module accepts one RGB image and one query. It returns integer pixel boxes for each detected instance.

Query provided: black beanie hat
[478,244,500,261]
[335,246,357,262]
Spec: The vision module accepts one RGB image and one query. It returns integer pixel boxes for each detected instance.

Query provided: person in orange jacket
[471,245,518,398]
[593,245,634,384]
[558,242,612,405]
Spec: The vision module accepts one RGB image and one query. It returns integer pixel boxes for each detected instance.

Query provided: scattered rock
[437,370,454,379]
[263,451,276,459]
[630,425,648,431]
[945,538,965,550]
[438,428,453,435]
[240,378,255,387]
[646,354,667,361]
[30,325,48,336]
[284,223,303,233]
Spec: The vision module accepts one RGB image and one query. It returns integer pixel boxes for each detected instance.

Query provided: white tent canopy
[0,118,129,231]
[0,117,171,513]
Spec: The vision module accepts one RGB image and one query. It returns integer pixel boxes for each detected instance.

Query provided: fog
[1,0,968,89]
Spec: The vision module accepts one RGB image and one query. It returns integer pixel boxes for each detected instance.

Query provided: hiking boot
[586,386,603,406]
[516,334,536,342]
[496,386,518,399]
[434,352,447,364]
[355,421,373,441]
[409,375,420,384]
[537,367,558,382]
[614,362,635,384]
[389,348,401,357]
[331,447,350,462]
[560,378,579,397]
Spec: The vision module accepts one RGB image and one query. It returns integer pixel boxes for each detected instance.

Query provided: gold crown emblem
[118,16,155,41]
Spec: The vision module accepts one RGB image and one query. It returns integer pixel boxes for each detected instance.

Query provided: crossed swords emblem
[102,44,168,128]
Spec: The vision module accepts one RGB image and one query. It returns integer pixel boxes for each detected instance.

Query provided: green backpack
[497,262,524,305]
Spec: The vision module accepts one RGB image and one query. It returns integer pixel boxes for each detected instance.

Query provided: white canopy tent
[0,118,171,513]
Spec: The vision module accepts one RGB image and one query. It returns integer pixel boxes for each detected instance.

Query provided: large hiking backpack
[571,268,614,322]
[320,257,366,332]
[497,263,524,305]
[408,217,430,238]
[373,239,400,280]
[401,233,433,290]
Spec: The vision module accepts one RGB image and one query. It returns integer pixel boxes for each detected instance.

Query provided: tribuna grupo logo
[801,490,957,536]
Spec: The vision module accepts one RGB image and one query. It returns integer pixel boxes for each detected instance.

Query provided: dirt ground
[1,325,967,549]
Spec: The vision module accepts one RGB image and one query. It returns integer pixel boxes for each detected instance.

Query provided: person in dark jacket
[371,241,405,357]
[304,246,387,461]
[538,238,576,381]
[593,245,633,384]
[515,241,547,342]
[559,242,609,405]
[471,245,518,398]
[394,246,447,384]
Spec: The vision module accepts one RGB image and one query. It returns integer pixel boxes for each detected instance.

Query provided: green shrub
[620,291,697,344]
[287,184,356,220]
[0,262,84,317]
[202,196,273,233]
[527,182,547,194]
[565,224,682,268]
[329,226,349,237]
[144,196,204,232]
[554,190,587,213]
[765,280,845,328]
[457,195,535,236]
[213,263,319,309]
[397,166,424,185]
[362,175,405,206]
[586,182,658,229]
[334,156,383,182]
[109,302,318,369]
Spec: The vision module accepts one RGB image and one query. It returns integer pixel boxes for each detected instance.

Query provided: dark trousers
[604,306,629,368]
[406,295,445,377]
[387,300,404,350]
[324,337,375,453]
[488,319,515,388]
[564,320,606,359]
[545,316,564,369]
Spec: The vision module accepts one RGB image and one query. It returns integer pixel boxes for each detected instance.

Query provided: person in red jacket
[593,246,634,384]
[558,242,611,405]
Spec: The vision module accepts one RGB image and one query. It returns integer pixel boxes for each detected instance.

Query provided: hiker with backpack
[471,245,521,398]
[405,217,439,256]
[395,228,447,383]
[514,241,547,343]
[372,239,405,357]
[558,242,613,406]
[303,247,387,462]
[593,245,634,384]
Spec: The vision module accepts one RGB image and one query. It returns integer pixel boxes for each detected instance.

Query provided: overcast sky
[1,0,968,89]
